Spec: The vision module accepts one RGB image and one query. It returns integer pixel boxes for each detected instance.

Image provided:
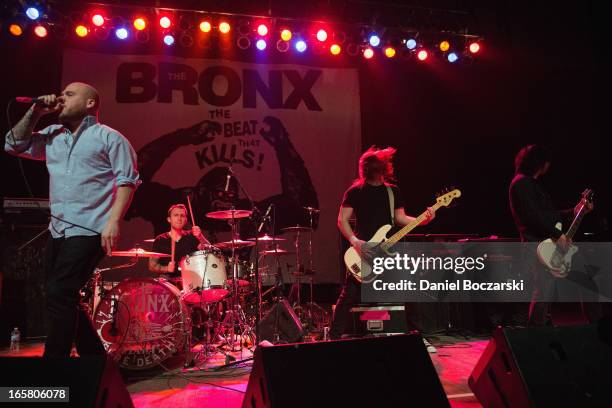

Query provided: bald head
[58,82,100,124]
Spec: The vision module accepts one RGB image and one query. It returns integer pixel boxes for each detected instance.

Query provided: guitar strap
[385,184,394,225]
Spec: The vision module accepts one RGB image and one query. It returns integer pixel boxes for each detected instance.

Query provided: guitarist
[509,144,597,326]
[329,146,436,350]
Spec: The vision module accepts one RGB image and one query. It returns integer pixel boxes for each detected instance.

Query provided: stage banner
[62,48,361,283]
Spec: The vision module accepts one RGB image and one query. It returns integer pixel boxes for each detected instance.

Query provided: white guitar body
[536,222,578,278]
[344,225,392,283]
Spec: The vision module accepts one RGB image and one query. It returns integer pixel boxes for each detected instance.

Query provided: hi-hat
[143,238,155,242]
[281,225,312,233]
[261,248,294,255]
[110,248,171,258]
[215,239,256,249]
[207,209,252,220]
[247,234,286,242]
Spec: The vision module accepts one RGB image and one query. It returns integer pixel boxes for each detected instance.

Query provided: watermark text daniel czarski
[369,253,525,291]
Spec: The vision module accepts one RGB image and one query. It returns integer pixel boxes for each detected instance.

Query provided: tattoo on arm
[10,107,41,142]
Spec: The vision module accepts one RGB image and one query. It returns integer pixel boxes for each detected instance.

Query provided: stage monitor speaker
[0,355,134,408]
[243,334,449,408]
[257,298,303,343]
[469,324,612,407]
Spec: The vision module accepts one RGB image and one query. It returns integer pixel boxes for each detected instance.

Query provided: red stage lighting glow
[92,14,105,27]
[316,29,327,42]
[417,49,428,60]
[469,42,480,54]
[159,16,172,29]
[34,25,48,38]
[257,24,268,36]
[363,47,374,59]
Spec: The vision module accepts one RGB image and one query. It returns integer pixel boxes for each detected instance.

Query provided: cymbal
[247,234,286,242]
[215,239,256,249]
[303,206,320,213]
[110,248,171,258]
[143,238,155,242]
[281,225,312,233]
[261,248,294,256]
[207,209,252,220]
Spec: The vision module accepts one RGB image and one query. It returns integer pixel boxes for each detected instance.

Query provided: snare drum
[92,278,187,370]
[180,248,228,303]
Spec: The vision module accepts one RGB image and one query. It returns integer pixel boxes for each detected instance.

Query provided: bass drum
[92,278,187,370]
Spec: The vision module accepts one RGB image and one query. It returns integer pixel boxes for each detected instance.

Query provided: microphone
[224,165,233,192]
[258,204,274,232]
[15,97,52,105]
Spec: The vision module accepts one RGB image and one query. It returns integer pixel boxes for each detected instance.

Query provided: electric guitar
[344,189,461,283]
[537,189,594,278]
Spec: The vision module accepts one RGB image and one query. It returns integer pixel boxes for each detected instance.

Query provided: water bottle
[323,326,330,341]
[10,327,21,352]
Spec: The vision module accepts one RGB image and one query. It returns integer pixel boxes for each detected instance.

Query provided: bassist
[329,146,436,349]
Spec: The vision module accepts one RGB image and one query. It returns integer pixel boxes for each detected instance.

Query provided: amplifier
[3,197,50,225]
[350,304,408,336]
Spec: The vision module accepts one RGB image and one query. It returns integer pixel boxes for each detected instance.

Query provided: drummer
[149,204,212,278]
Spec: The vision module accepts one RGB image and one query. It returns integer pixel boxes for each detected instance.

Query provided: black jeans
[329,272,360,340]
[44,235,106,357]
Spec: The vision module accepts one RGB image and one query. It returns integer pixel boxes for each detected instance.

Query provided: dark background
[0,0,608,338]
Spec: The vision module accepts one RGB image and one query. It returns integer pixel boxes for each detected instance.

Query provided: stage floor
[1,335,486,407]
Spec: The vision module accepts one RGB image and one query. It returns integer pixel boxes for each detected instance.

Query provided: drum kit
[87,206,329,371]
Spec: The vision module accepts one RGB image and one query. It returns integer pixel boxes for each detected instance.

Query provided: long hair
[351,146,397,187]
[514,144,550,176]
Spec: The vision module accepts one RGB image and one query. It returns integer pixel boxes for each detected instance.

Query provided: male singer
[5,82,140,357]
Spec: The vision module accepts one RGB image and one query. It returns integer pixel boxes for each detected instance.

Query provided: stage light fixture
[276,39,289,52]
[316,29,327,42]
[447,52,458,63]
[257,24,269,36]
[9,24,23,36]
[164,34,175,46]
[346,43,359,56]
[256,39,267,50]
[417,49,428,61]
[133,18,146,31]
[237,20,251,36]
[34,25,48,38]
[199,21,211,32]
[115,27,129,40]
[75,25,88,37]
[95,27,110,40]
[136,29,149,43]
[439,41,450,52]
[363,47,374,59]
[330,44,341,55]
[295,40,307,52]
[237,36,251,50]
[26,7,40,21]
[406,39,417,50]
[369,34,380,47]
[180,33,194,47]
[219,22,231,34]
[384,46,396,58]
[280,29,292,41]
[469,42,480,54]
[92,14,105,27]
[159,16,172,29]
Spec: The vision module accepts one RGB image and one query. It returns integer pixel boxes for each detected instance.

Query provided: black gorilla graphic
[127,116,319,241]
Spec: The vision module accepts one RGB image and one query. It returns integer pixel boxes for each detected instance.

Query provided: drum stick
[171,236,176,265]
[187,194,196,227]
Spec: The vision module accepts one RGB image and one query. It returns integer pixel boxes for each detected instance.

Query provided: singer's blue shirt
[4,116,141,237]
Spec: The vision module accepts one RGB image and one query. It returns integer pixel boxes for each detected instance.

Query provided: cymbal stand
[304,208,329,331]
[289,229,305,319]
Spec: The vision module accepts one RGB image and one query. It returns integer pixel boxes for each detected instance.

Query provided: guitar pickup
[351,264,360,274]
